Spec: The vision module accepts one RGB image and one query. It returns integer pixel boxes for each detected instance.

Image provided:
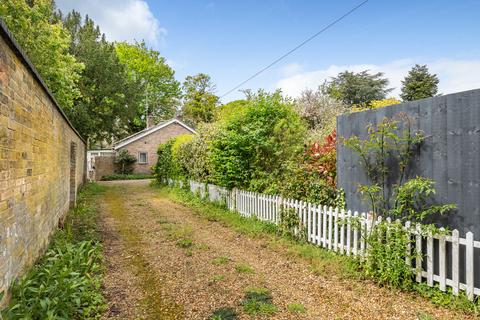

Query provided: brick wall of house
[0,24,86,304]
[119,122,192,174]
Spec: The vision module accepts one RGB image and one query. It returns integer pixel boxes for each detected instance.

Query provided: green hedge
[100,173,153,181]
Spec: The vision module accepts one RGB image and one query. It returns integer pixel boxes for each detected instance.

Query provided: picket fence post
[466,231,474,301]
[346,210,352,256]
[415,224,422,283]
[452,229,459,295]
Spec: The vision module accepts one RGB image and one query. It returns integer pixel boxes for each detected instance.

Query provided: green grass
[241,287,277,316]
[100,173,153,181]
[212,256,230,265]
[0,183,107,319]
[287,302,306,313]
[235,263,254,274]
[210,275,226,283]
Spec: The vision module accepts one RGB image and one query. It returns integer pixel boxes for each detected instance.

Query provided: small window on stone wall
[138,152,148,164]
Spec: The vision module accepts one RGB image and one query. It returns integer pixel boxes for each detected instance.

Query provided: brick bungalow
[112,118,195,174]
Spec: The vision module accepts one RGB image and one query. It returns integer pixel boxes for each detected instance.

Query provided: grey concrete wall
[337,89,480,239]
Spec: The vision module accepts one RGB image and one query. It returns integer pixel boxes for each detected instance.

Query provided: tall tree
[182,73,219,125]
[62,11,142,145]
[324,70,392,109]
[0,0,83,110]
[115,41,181,131]
[400,64,439,101]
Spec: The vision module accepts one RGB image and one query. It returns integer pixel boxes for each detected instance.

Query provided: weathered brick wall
[119,122,192,174]
[0,24,86,304]
[93,155,115,180]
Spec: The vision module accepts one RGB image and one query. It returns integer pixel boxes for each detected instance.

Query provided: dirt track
[97,180,470,320]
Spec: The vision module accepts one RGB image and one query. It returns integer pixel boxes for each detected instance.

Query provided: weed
[157,218,170,224]
[235,263,254,274]
[241,287,277,316]
[212,256,230,265]
[209,307,237,320]
[210,275,225,283]
[177,238,194,248]
[287,302,306,313]
[416,311,434,320]
[196,243,210,250]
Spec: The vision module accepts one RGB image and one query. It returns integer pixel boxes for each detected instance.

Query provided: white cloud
[56,0,166,48]
[279,63,304,77]
[276,58,480,98]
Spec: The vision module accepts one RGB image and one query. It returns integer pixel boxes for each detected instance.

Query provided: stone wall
[0,21,86,304]
[119,122,192,174]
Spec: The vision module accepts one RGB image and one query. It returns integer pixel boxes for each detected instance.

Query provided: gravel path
[97,180,470,320]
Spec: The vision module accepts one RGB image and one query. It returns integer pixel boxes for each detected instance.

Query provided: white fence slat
[307,203,313,242]
[340,209,345,255]
[452,229,460,295]
[416,224,422,283]
[466,232,474,300]
[439,228,446,292]
[328,207,333,250]
[346,210,351,256]
[322,205,327,248]
[360,212,366,257]
[316,205,321,245]
[427,232,434,287]
[353,211,359,256]
[333,207,339,252]
[405,221,412,267]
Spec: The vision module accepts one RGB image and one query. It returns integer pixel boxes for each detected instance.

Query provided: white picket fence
[168,179,479,300]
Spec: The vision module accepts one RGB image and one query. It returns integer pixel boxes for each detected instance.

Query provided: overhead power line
[220,0,369,99]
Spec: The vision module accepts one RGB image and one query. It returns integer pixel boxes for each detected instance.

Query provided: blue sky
[57,0,480,102]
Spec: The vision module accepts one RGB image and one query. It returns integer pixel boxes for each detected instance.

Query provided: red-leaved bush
[304,130,337,187]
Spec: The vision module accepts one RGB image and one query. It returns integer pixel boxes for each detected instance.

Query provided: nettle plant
[343,113,455,288]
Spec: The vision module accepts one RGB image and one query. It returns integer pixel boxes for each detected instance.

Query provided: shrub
[279,130,342,207]
[114,149,136,174]
[294,87,347,141]
[153,139,175,182]
[210,90,306,193]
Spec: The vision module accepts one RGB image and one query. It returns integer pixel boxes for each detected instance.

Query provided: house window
[138,152,148,164]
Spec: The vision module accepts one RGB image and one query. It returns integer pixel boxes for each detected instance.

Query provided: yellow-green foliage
[172,134,194,161]
[215,99,249,122]
[352,97,401,113]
